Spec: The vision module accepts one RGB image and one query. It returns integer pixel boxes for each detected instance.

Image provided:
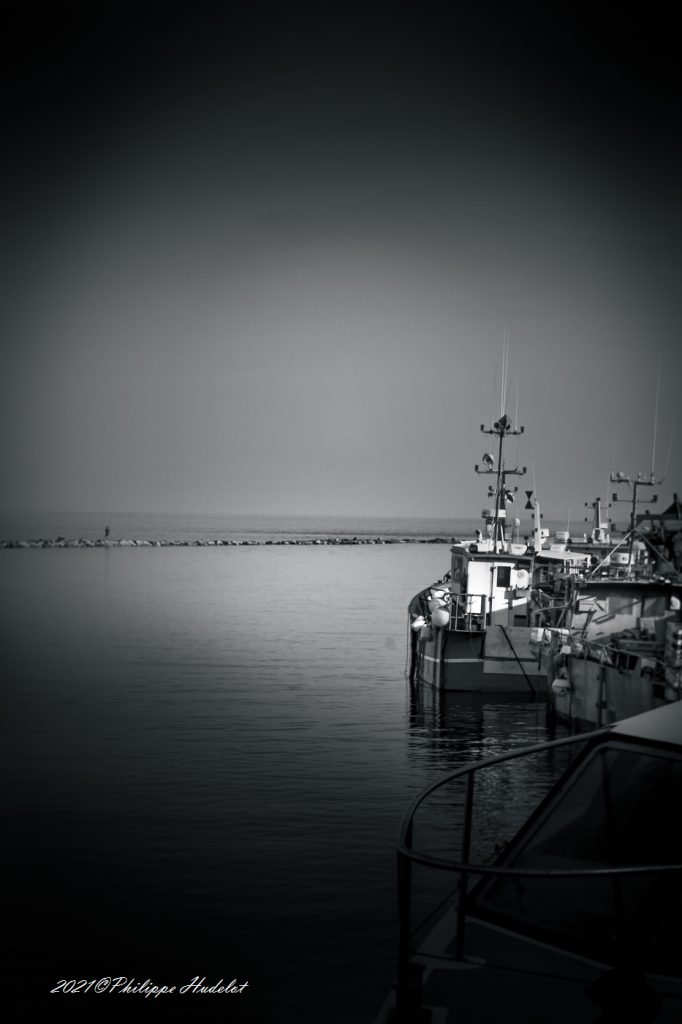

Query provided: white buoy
[431,607,450,628]
[514,568,530,589]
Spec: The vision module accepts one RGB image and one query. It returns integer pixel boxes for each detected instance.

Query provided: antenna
[651,352,661,476]
[663,411,678,482]
[609,430,615,522]
[514,376,520,465]
[499,328,506,417]
[499,323,503,411]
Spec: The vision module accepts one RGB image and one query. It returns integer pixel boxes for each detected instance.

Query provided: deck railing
[449,592,487,632]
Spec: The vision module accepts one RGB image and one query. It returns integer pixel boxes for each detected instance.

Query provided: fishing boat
[540,480,682,728]
[376,700,682,1023]
[408,413,590,693]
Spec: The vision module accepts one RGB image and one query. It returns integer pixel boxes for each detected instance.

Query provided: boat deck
[377,913,681,1023]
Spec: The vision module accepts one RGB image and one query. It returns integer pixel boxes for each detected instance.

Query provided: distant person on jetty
[104,525,110,539]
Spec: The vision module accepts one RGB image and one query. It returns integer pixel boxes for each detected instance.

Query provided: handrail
[398,731,601,859]
[450,592,487,632]
[397,729,682,876]
[545,624,674,672]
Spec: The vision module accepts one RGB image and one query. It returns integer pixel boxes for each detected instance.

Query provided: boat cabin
[449,542,533,629]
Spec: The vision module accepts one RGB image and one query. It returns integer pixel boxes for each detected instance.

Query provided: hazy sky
[3,1,681,520]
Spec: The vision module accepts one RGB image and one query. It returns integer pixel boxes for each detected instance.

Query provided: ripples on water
[1,544,571,1022]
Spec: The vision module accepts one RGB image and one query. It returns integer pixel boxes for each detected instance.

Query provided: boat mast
[583,496,611,543]
[475,414,526,552]
[610,470,659,562]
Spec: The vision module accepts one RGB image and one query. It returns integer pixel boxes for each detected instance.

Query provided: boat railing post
[597,663,607,728]
[434,629,443,689]
[454,771,475,960]
[396,820,420,1020]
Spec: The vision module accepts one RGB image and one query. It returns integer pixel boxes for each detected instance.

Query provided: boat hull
[548,651,677,728]
[411,623,545,693]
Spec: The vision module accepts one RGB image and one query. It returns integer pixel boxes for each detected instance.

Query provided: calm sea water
[1,520,572,1023]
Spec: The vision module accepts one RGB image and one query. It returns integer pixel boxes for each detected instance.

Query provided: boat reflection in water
[378,700,682,1023]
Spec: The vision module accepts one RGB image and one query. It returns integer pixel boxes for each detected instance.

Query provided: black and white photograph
[2,2,682,1021]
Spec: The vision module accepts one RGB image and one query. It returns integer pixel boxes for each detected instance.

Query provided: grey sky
[3,2,681,519]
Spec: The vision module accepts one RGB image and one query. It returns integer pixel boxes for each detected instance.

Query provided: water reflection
[404,685,577,870]
[406,684,563,759]
[401,684,580,953]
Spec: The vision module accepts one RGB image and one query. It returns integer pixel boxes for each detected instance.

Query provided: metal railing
[394,730,682,1020]
[449,592,487,632]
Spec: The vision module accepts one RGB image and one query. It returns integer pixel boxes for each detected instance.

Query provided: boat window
[576,597,602,614]
[615,651,639,672]
[641,594,671,618]
[451,554,466,578]
[450,554,467,593]
[472,743,682,975]
[496,566,511,588]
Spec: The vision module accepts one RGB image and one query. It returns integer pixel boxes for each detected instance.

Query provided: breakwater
[1,536,455,548]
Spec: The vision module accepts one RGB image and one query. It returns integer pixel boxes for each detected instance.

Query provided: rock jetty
[1,536,454,549]
[1,536,456,552]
